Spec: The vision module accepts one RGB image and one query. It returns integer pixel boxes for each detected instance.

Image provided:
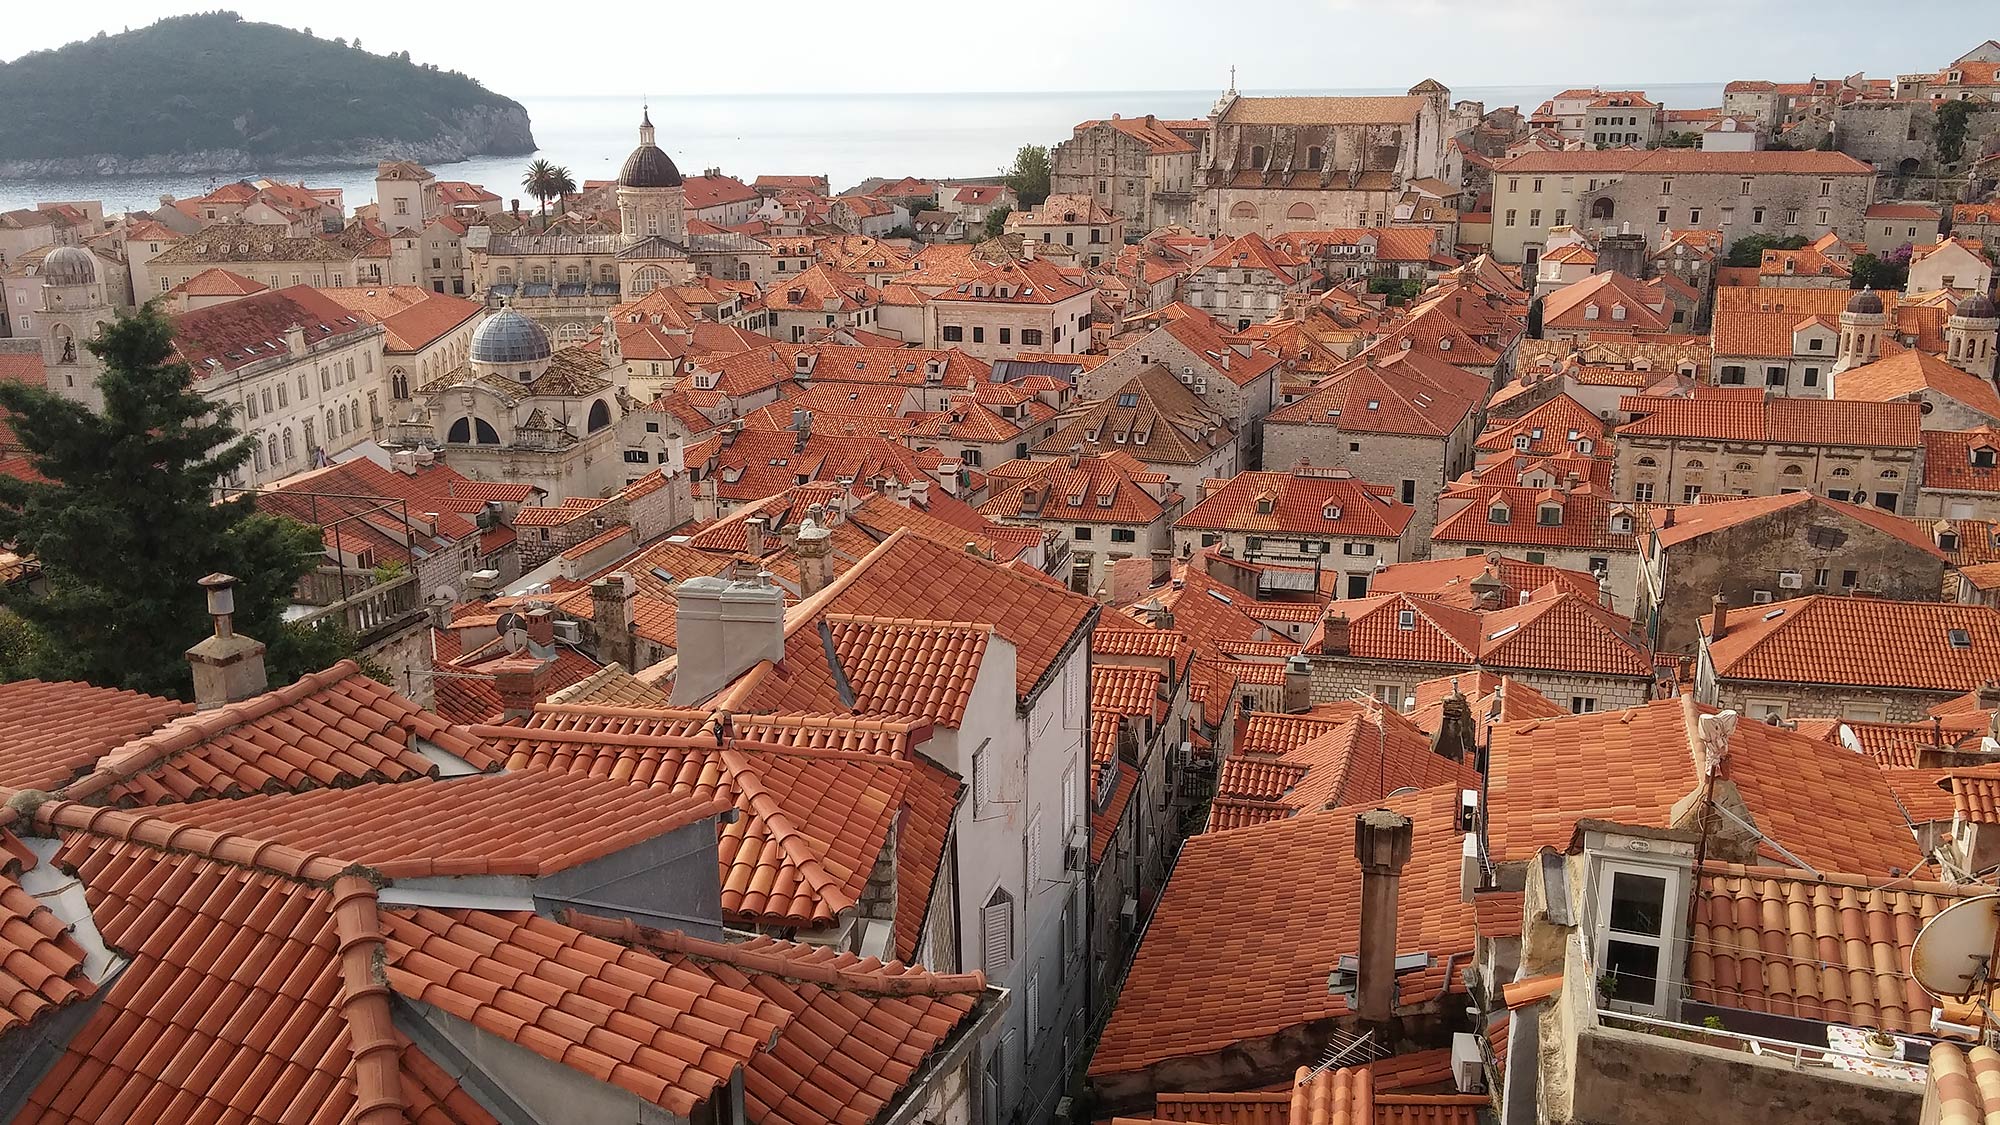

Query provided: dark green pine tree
[0,304,348,698]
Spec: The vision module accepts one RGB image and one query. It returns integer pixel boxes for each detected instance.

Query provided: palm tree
[549,165,578,218]
[521,159,561,221]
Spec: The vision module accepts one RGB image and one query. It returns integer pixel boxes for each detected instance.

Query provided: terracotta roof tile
[1838,351,2000,421]
[1617,395,1921,448]
[1690,864,1981,1033]
[1930,1044,2000,1125]
[567,918,987,1125]
[824,615,993,727]
[66,661,493,806]
[982,453,1171,527]
[1178,470,1413,540]
[0,859,94,1037]
[1089,788,1476,1079]
[1432,484,1638,553]
[1210,709,1478,832]
[1703,596,2000,693]
[129,771,724,878]
[1370,555,1599,611]
[1924,428,2000,493]
[1485,698,1922,875]
[383,908,780,1117]
[0,680,189,791]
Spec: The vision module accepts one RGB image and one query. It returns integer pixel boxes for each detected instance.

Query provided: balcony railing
[291,572,424,648]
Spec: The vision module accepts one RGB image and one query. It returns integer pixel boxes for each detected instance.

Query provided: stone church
[1196,79,1451,237]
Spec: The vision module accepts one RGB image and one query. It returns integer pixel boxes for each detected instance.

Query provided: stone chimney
[1282,654,1313,714]
[1319,611,1351,655]
[1150,548,1172,585]
[1431,685,1476,762]
[669,573,788,705]
[793,517,835,596]
[1709,593,1729,641]
[525,605,555,650]
[492,657,555,721]
[590,572,636,670]
[1354,809,1415,1023]
[186,574,268,710]
[744,517,767,558]
[1469,565,1506,610]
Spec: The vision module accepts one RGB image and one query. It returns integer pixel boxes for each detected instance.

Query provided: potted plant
[1863,1030,1898,1059]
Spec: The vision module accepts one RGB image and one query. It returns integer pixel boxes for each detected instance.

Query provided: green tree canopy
[983,205,1013,238]
[1935,100,1976,166]
[1724,233,1809,268]
[522,158,564,219]
[1004,145,1052,209]
[0,304,346,698]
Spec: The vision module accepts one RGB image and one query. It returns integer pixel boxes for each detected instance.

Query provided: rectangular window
[1110,528,1136,543]
[1571,696,1598,714]
[1597,864,1674,1012]
[1682,485,1702,503]
[623,449,649,463]
[1633,482,1654,502]
[942,325,963,342]
[981,895,1012,973]
[1074,527,1093,541]
[1554,208,1567,226]
[972,327,985,343]
[1688,208,1701,225]
[999,328,1012,345]
[972,739,995,815]
[1659,178,1672,195]
[1026,813,1044,893]
[1022,328,1043,347]
[1753,207,1766,224]
[1401,479,1416,505]
[1656,208,1669,224]
[1529,209,1542,227]
[1504,210,1517,227]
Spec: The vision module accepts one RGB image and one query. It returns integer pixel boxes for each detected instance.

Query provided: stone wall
[1711,679,1954,723]
[1567,1023,1921,1125]
[1262,426,1458,546]
[1506,670,1650,713]
[1836,99,2000,180]
[1306,653,1467,709]
[1582,171,1874,254]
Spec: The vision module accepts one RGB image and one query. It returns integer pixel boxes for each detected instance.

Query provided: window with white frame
[1594,860,1679,1013]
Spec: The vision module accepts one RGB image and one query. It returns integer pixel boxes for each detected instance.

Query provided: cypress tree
[0,304,346,697]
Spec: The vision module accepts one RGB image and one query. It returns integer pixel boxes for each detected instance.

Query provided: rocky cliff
[0,13,536,177]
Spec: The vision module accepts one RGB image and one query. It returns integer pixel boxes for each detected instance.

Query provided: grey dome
[470,308,551,365]
[1956,292,1999,320]
[1845,289,1884,315]
[619,144,683,189]
[42,246,97,287]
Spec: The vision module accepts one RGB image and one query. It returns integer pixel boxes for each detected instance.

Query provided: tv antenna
[495,611,529,656]
[1911,894,2000,1033]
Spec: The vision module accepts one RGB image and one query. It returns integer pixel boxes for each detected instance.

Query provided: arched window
[587,399,612,433]
[1306,146,1324,170]
[50,325,77,365]
[266,433,279,466]
[253,444,265,473]
[1733,462,1751,472]
[1782,464,1803,476]
[1287,202,1316,221]
[1637,456,1656,467]
[337,404,349,433]
[1250,145,1267,168]
[632,266,669,295]
[282,429,295,461]
[1880,469,1900,480]
[1590,197,1615,221]
[1230,201,1256,219]
[496,266,513,283]
[475,418,500,445]
[392,369,409,399]
[555,322,588,345]
[447,417,469,443]
[1685,459,1704,470]
[1832,467,1852,477]
[326,410,337,439]
[564,266,581,283]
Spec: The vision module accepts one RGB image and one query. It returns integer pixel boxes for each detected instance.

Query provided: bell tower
[38,246,111,412]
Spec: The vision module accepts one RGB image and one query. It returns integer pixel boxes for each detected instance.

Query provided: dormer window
[1513,435,1531,452]
[1256,495,1274,515]
[1323,505,1342,521]
[1611,304,1627,321]
[1397,609,1416,630]
[1610,513,1632,533]
[1942,530,1963,551]
[1974,446,1997,469]
[1538,503,1564,526]
[1584,303,1600,320]
[1488,505,1512,525]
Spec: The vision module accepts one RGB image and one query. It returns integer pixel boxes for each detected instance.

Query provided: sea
[0,83,1728,216]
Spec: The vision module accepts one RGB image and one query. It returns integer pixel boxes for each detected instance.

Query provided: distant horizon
[1,1,1956,98]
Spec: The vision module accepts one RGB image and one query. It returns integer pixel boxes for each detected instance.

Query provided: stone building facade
[1196,81,1451,237]
[1611,395,1924,512]
[1050,115,1206,233]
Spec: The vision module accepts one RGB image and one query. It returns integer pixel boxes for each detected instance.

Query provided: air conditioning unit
[1451,1032,1486,1093]
[1776,570,1803,589]
[1752,589,1774,604]
[553,620,583,645]
[1119,897,1138,928]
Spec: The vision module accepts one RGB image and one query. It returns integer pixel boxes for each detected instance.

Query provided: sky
[0,0,1973,96]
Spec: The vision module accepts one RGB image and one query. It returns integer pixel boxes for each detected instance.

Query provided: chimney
[525,605,555,650]
[1661,506,1675,529]
[669,574,787,705]
[1150,548,1172,585]
[1068,443,1083,468]
[1282,654,1313,714]
[1710,593,1729,641]
[492,657,556,721]
[1319,612,1351,655]
[590,572,637,670]
[1022,239,1036,261]
[910,479,931,509]
[1979,680,2000,712]
[1431,687,1476,762]
[391,449,418,475]
[792,408,812,451]
[285,324,308,358]
[1354,809,1415,1023]
[745,516,767,558]
[793,516,835,596]
[186,574,268,710]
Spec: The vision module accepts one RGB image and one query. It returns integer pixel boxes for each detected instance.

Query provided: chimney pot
[1354,809,1414,1023]
[1283,654,1313,714]
[1710,593,1729,641]
[187,573,267,709]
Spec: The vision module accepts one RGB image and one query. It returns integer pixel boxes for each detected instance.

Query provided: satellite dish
[1837,723,1865,755]
[494,611,529,655]
[1911,894,2000,1003]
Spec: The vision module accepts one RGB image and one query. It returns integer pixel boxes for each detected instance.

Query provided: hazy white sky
[2,0,1971,96]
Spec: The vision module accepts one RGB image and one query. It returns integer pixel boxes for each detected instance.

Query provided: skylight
[1949,628,1973,649]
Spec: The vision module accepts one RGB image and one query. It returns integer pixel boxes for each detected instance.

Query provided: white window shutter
[1026,972,1041,1032]
[982,897,1013,972]
[1062,765,1079,836]
[1027,814,1044,890]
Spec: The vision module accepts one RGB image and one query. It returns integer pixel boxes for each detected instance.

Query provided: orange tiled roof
[1474,394,1607,457]
[1178,469,1412,540]
[1371,554,1598,610]
[1691,863,1982,1033]
[1033,364,1232,467]
[1839,350,2000,421]
[1618,394,1921,448]
[823,614,993,727]
[1432,484,1638,553]
[0,680,189,791]
[64,661,491,806]
[1703,595,2000,693]
[1648,490,1946,559]
[982,453,1171,527]
[0,843,94,1037]
[1925,428,2000,493]
[1485,698,1922,875]
[1089,788,1475,1078]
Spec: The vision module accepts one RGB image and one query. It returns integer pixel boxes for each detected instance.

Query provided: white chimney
[669,574,788,705]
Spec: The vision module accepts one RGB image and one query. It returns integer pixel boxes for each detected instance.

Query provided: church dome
[1845,289,1884,315]
[42,246,97,287]
[1956,292,1998,320]
[470,307,551,365]
[620,145,683,189]
[619,108,682,189]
